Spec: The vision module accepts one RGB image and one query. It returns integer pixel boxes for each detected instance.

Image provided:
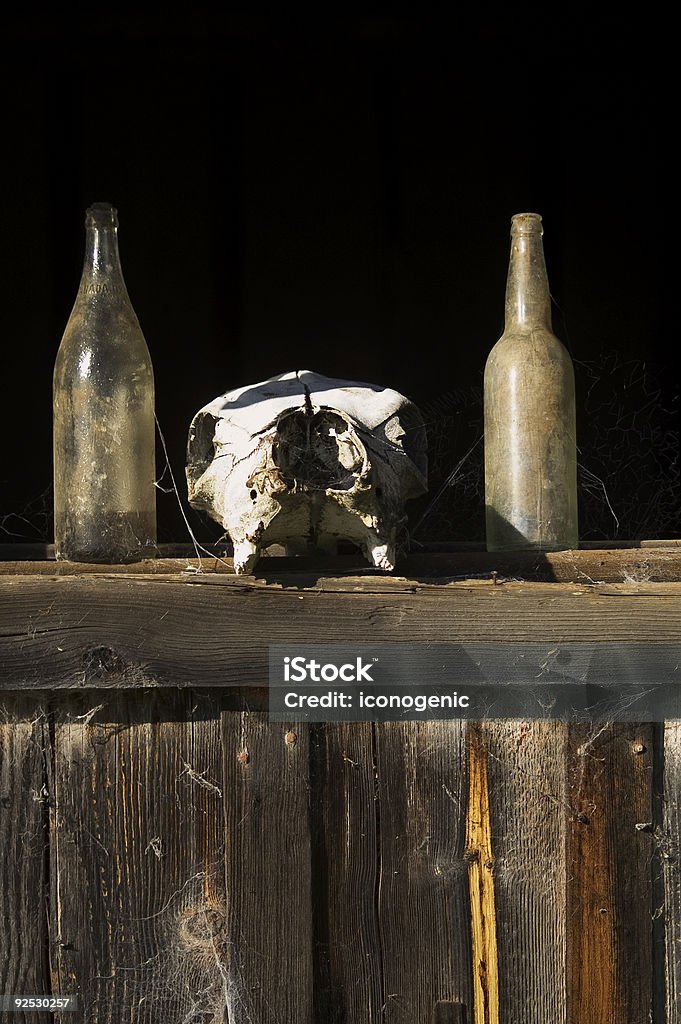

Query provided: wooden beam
[2,544,681,582]
[1,576,681,690]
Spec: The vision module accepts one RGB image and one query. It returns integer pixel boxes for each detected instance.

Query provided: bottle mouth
[511,212,543,235]
[85,202,118,228]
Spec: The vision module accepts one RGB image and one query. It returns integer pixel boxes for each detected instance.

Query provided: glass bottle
[53,203,156,562]
[484,212,578,551]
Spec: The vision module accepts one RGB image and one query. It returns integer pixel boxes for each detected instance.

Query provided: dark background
[1,13,677,545]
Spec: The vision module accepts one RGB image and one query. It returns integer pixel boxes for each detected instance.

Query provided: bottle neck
[78,204,128,298]
[504,213,552,329]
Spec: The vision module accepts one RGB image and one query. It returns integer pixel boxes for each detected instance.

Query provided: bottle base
[54,510,157,564]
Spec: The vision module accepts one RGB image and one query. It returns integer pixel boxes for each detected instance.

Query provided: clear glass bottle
[53,203,156,562]
[484,212,578,551]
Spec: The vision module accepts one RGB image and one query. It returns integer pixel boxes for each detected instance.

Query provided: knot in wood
[83,645,125,679]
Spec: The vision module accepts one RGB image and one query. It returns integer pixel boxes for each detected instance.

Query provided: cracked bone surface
[186,370,428,574]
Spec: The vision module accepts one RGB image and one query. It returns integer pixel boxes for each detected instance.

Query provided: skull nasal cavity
[272,410,362,491]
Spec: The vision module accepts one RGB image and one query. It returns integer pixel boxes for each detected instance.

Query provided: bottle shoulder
[485,325,573,367]
[54,320,153,385]
[484,328,575,398]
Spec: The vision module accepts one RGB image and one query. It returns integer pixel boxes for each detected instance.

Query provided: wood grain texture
[3,545,681,582]
[432,1003,468,1023]
[2,561,680,1019]
[0,695,51,1024]
[466,725,499,1024]
[480,721,567,1023]
[2,576,681,690]
[0,694,678,1021]
[50,690,226,1024]
[566,723,654,1024]
[375,721,472,1023]
[222,712,313,1024]
[663,721,681,1023]
[310,722,383,1023]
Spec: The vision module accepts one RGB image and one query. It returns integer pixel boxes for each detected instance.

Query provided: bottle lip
[511,212,543,235]
[85,202,119,228]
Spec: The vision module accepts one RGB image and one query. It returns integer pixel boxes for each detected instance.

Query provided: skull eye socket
[250,489,257,501]
[186,412,220,482]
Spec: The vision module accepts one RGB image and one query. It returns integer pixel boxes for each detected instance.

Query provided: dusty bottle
[484,213,578,551]
[53,203,156,562]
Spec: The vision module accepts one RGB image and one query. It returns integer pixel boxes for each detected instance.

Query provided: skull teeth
[370,543,395,572]
[233,540,260,575]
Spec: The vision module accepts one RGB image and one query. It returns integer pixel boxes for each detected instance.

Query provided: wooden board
[480,721,567,1023]
[466,724,499,1024]
[663,721,681,1023]
[375,721,472,1022]
[3,544,681,582]
[565,723,654,1023]
[2,577,681,690]
[310,722,383,1022]
[50,690,225,1023]
[221,712,314,1023]
[0,695,51,1024]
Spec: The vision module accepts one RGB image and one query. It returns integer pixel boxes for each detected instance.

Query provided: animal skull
[186,370,427,574]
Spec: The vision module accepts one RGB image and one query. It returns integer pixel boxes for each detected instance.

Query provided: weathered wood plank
[466,725,499,1024]
[481,721,567,1023]
[51,690,226,1024]
[565,723,654,1023]
[3,539,680,559]
[222,712,313,1023]
[3,544,681,582]
[2,577,681,689]
[664,721,681,1023]
[0,695,51,1024]
[375,721,472,1022]
[310,722,383,1022]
